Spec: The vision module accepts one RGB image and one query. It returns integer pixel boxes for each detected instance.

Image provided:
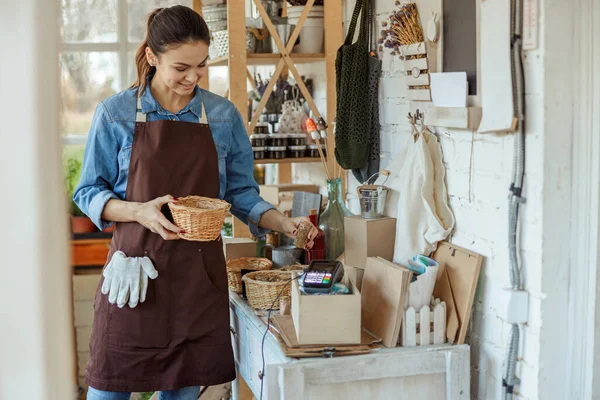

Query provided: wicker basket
[281,264,306,272]
[209,29,257,59]
[226,257,272,293]
[242,270,294,310]
[167,196,231,242]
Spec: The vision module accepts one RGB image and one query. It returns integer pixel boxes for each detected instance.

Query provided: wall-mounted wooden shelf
[423,106,482,130]
[208,53,325,67]
[254,157,325,165]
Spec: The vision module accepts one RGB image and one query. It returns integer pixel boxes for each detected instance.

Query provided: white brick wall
[293,1,546,399]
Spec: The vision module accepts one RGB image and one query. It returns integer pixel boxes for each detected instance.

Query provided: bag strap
[344,0,368,45]
[366,0,374,51]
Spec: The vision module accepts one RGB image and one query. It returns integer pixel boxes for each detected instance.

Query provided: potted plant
[64,155,97,234]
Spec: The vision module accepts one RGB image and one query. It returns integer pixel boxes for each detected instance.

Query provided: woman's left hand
[280,216,319,250]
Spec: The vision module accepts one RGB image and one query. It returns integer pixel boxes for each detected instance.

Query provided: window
[60,0,193,143]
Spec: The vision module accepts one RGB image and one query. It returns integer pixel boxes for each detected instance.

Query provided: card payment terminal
[302,260,344,294]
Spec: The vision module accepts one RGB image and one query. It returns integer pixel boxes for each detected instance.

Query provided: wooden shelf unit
[208,52,326,67]
[254,157,325,165]
[195,0,344,239]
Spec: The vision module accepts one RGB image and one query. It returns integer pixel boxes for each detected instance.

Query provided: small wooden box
[291,274,361,345]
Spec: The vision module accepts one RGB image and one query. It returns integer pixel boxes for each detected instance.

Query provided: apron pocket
[106,263,170,350]
[107,307,171,350]
[193,247,229,296]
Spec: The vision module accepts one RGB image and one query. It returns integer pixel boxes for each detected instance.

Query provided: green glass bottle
[318,178,354,260]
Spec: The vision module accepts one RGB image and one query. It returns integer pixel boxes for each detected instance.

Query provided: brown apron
[85,96,235,392]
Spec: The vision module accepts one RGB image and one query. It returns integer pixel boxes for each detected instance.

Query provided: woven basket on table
[167,196,230,242]
[226,257,272,293]
[242,270,295,310]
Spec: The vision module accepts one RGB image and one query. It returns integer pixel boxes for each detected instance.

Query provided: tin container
[357,185,390,219]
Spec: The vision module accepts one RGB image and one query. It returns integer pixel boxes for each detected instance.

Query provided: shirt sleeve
[224,108,275,238]
[72,102,119,231]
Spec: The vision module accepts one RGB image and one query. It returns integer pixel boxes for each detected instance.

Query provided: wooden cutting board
[432,242,483,344]
[361,257,412,348]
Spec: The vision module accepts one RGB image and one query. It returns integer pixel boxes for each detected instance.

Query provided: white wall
[0,1,76,399]
[293,1,547,399]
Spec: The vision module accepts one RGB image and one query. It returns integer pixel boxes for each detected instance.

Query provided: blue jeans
[87,386,201,400]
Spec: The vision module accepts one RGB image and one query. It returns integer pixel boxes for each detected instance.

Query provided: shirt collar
[139,75,203,118]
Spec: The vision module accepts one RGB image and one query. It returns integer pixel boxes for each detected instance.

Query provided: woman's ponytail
[132,8,163,95]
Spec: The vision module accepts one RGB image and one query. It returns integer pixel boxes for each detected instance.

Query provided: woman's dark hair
[133,5,210,94]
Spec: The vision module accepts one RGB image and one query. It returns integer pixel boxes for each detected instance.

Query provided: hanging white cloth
[384,126,455,265]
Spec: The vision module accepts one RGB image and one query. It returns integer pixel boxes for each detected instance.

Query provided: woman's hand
[280,216,319,250]
[133,195,183,240]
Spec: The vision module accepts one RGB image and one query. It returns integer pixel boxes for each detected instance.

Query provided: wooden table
[229,293,470,400]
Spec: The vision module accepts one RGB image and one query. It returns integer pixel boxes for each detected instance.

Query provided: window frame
[60,0,147,145]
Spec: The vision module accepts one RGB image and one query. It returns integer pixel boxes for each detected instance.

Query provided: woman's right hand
[134,195,183,240]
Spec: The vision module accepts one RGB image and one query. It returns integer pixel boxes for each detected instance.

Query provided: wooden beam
[228,0,248,128]
[194,0,210,90]
[249,0,324,135]
[324,0,343,181]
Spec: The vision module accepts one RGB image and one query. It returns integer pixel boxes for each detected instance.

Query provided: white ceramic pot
[288,17,324,53]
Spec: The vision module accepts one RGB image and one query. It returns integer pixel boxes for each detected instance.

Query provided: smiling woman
[73,4,317,399]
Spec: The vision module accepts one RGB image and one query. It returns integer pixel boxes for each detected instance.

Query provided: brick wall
[293,1,545,398]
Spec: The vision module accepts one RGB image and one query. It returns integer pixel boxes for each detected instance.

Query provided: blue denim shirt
[73,82,274,237]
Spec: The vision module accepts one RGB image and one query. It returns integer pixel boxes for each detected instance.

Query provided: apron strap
[136,96,146,122]
[136,95,208,124]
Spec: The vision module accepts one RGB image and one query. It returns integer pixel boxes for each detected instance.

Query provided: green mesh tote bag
[351,0,382,183]
[335,0,370,170]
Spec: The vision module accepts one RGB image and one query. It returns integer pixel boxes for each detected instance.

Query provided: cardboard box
[223,237,256,261]
[344,264,365,291]
[291,273,361,345]
[344,216,397,269]
[259,184,320,206]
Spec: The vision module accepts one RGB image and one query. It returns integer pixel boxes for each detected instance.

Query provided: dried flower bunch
[378,2,424,56]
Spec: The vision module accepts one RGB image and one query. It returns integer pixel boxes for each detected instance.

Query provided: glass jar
[267,134,289,147]
[255,122,270,134]
[267,146,287,159]
[288,133,307,146]
[287,145,306,158]
[250,134,268,147]
[253,146,267,160]
[319,178,354,260]
[307,143,327,158]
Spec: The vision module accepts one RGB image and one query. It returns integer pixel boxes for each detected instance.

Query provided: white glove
[101,250,158,308]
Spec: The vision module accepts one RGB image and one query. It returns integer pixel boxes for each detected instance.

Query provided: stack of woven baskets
[227,257,306,310]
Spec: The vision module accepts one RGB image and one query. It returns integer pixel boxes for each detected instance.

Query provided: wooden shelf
[254,157,324,165]
[208,53,326,67]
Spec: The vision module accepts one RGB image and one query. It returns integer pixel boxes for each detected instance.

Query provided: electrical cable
[503,0,526,397]
[259,271,307,400]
